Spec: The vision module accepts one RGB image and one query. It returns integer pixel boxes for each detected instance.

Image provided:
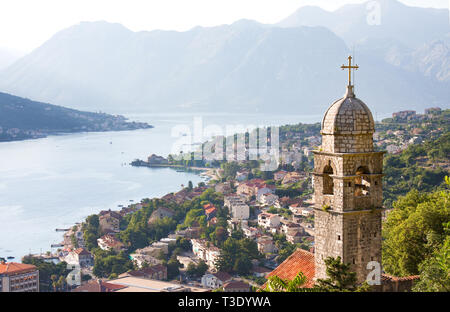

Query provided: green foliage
[82,214,100,251]
[221,162,240,179]
[215,237,262,274]
[22,256,70,292]
[186,260,208,278]
[70,234,79,249]
[263,272,313,292]
[383,133,449,208]
[92,249,133,278]
[242,274,267,286]
[315,257,360,292]
[81,274,92,282]
[413,232,450,292]
[176,237,192,251]
[382,182,450,276]
[166,255,182,280]
[272,234,309,264]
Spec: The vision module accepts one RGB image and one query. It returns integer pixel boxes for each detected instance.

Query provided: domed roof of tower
[321,86,375,135]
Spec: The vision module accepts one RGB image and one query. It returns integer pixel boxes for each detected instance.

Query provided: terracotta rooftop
[99,209,122,219]
[205,207,217,215]
[75,248,91,256]
[72,279,126,292]
[0,262,37,275]
[223,281,250,290]
[213,271,232,282]
[265,248,315,288]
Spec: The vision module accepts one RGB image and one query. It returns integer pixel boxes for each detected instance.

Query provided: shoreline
[0,125,154,144]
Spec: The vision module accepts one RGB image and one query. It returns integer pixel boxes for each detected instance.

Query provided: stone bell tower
[313,56,385,284]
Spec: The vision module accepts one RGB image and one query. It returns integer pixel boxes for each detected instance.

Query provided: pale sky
[0,0,448,53]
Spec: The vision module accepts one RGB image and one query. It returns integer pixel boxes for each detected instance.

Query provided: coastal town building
[223,281,250,292]
[392,110,416,120]
[191,239,221,270]
[0,262,39,292]
[231,202,250,220]
[224,194,250,220]
[257,212,280,229]
[281,171,305,185]
[257,236,277,254]
[286,231,306,244]
[201,272,232,289]
[72,279,127,292]
[148,207,175,224]
[130,253,162,268]
[224,194,245,208]
[107,276,208,292]
[236,179,274,201]
[273,170,288,182]
[97,234,126,252]
[99,210,122,234]
[203,203,217,221]
[133,242,169,260]
[120,265,167,281]
[258,193,279,207]
[281,222,304,237]
[64,248,93,267]
[175,227,201,239]
[215,182,232,195]
[242,226,262,239]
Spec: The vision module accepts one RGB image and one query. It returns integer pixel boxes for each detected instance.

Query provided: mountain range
[0,0,448,115]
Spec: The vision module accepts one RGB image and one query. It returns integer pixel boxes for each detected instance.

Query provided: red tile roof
[0,262,37,275]
[75,248,91,256]
[72,279,126,292]
[223,281,250,290]
[265,248,315,288]
[213,271,232,282]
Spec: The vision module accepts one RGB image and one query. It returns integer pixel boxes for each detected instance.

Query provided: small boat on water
[7,256,14,260]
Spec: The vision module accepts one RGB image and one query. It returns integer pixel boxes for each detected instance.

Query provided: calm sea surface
[0,113,322,260]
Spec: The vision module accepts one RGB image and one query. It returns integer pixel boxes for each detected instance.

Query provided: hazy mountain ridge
[278,0,449,49]
[0,0,448,115]
[0,91,152,142]
[278,0,450,84]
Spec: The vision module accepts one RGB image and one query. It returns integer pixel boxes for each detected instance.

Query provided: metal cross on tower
[341,56,359,86]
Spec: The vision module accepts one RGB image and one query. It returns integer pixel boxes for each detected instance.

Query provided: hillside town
[2,104,446,293]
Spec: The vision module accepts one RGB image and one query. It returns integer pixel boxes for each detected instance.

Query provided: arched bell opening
[355,166,371,196]
[323,163,334,195]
